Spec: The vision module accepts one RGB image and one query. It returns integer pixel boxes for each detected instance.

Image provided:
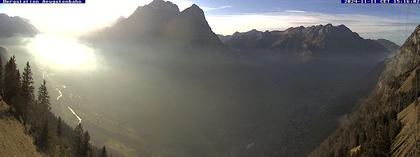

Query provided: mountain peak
[399,24,420,52]
[150,0,164,4]
[149,0,178,10]
[132,0,179,14]
[309,24,356,36]
[183,4,204,15]
[250,29,259,32]
[337,24,347,28]
[179,4,206,24]
[244,29,263,36]
[387,24,420,76]
[190,4,201,10]
[336,24,352,32]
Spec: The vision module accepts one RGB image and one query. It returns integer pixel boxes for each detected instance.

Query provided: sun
[27,34,98,71]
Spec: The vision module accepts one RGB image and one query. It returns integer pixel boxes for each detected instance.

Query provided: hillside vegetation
[310,25,420,157]
[0,101,44,157]
[0,51,109,157]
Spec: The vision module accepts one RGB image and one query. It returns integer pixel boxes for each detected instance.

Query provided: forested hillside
[310,25,420,157]
[0,52,109,157]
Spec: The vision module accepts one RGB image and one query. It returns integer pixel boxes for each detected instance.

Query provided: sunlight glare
[28,34,98,71]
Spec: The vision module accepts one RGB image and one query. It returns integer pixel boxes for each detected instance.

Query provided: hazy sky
[0,0,419,44]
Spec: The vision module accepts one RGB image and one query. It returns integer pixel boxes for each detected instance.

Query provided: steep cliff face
[309,25,420,157]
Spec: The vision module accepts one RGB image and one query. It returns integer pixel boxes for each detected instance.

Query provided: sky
[0,0,419,44]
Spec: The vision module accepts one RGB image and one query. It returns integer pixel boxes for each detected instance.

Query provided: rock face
[309,25,420,157]
[89,0,226,51]
[0,14,38,38]
[219,24,393,60]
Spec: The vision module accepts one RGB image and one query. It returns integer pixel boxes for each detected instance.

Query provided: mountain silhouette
[219,24,394,61]
[88,0,226,51]
[0,14,38,38]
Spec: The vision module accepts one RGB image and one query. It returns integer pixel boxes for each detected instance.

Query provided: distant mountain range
[0,14,38,38]
[89,0,398,63]
[219,24,397,61]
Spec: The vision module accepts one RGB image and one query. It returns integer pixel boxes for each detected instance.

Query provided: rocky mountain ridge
[219,24,396,61]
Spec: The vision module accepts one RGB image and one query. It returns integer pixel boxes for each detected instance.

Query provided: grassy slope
[0,101,44,157]
[391,100,419,157]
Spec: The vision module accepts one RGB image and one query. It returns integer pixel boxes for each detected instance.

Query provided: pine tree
[100,146,108,157]
[75,123,84,156]
[4,56,20,102]
[4,56,21,119]
[32,79,51,134]
[37,80,51,112]
[83,131,91,157]
[38,119,53,153]
[0,56,3,95]
[57,117,62,137]
[21,61,35,123]
[21,62,34,100]
[365,124,390,157]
